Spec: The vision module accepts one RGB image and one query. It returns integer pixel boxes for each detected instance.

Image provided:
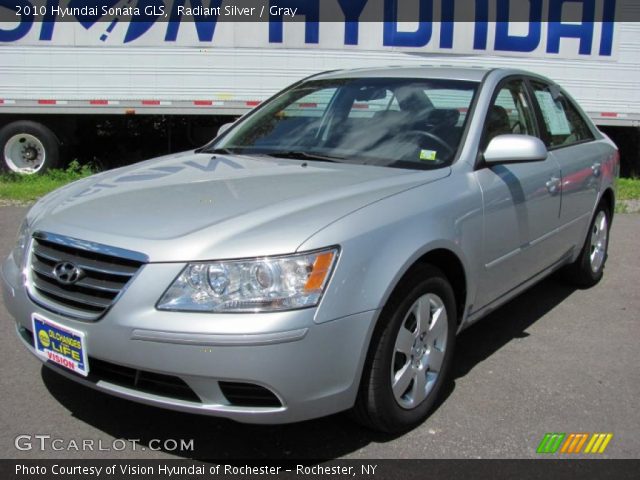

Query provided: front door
[474,78,563,309]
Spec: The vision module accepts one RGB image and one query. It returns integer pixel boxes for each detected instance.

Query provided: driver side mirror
[217,122,234,137]
[483,134,547,165]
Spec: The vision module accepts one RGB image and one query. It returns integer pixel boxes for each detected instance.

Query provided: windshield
[209,77,478,170]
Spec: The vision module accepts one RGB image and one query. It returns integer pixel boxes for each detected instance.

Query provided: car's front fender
[299,171,484,327]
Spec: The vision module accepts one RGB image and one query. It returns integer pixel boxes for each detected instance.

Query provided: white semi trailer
[0,0,638,174]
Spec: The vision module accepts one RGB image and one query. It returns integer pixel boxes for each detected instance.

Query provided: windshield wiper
[265,151,345,163]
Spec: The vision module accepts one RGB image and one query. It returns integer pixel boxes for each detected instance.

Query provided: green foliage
[0,161,97,202]
[618,178,640,201]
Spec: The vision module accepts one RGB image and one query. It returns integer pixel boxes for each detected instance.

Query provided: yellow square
[419,149,437,161]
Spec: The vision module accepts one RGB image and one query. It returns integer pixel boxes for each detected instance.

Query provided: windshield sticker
[420,150,438,161]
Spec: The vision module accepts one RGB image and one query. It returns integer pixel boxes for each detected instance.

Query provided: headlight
[12,218,30,269]
[157,247,339,313]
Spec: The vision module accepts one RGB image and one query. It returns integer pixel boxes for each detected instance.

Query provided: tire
[353,264,457,433]
[0,121,61,174]
[561,203,611,288]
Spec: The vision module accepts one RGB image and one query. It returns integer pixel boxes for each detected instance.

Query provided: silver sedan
[2,67,618,432]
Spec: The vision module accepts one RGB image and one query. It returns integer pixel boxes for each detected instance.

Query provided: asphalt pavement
[0,205,638,460]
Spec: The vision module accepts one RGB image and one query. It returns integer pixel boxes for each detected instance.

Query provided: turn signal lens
[304,251,336,292]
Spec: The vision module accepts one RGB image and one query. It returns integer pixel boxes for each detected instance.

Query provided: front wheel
[353,264,457,433]
[561,204,611,287]
[0,121,61,174]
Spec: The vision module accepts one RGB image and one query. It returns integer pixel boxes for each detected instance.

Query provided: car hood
[28,151,450,261]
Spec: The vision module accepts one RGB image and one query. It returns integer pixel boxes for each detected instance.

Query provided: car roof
[311,66,495,83]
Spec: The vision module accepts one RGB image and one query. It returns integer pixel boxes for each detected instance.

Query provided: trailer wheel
[0,121,61,174]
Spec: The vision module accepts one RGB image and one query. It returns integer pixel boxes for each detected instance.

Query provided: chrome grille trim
[32,246,138,277]
[33,231,148,263]
[26,232,148,321]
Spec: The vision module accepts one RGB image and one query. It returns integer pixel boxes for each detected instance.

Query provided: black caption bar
[2,459,640,480]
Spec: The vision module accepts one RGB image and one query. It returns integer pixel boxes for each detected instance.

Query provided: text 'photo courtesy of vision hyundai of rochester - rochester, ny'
[2,67,618,433]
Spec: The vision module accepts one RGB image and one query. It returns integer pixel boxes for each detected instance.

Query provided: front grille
[219,382,282,408]
[28,232,147,320]
[88,357,201,403]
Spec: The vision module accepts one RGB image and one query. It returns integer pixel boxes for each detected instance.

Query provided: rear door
[527,80,602,248]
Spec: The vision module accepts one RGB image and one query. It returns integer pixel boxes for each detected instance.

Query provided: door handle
[591,162,602,177]
[545,176,561,195]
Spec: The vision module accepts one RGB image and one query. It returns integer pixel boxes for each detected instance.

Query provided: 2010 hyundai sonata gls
[2,67,618,432]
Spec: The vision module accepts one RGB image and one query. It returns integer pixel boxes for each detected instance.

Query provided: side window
[530,81,594,148]
[484,80,537,148]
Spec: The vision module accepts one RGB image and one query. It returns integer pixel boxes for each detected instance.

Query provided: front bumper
[2,255,377,424]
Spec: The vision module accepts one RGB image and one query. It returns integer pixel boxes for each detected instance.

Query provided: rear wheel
[561,204,611,287]
[353,264,456,433]
[0,121,61,174]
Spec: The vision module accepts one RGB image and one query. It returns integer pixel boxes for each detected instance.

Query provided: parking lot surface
[1,205,638,460]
